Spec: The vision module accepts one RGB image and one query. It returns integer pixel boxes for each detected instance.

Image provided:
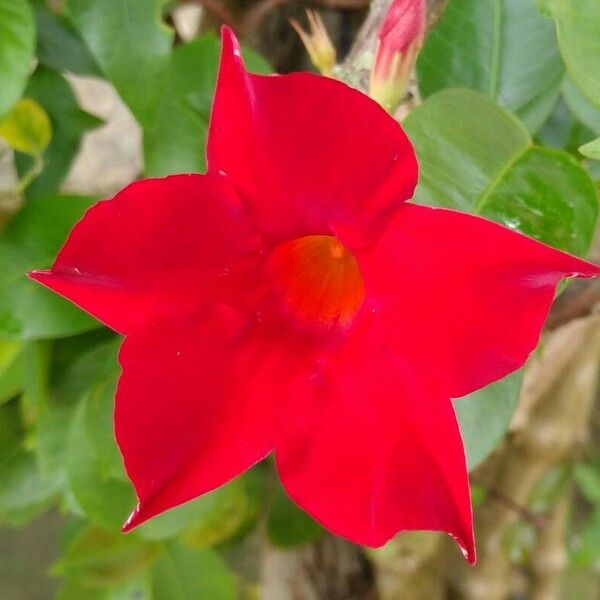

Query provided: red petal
[207,27,418,247]
[359,203,600,398]
[118,313,314,530]
[275,313,475,562]
[29,174,261,335]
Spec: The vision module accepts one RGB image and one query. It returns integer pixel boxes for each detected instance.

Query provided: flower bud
[369,0,426,112]
[291,10,336,77]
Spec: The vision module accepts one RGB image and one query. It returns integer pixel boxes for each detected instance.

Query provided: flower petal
[359,203,600,398]
[275,314,474,561]
[207,27,418,247]
[29,174,262,335]
[118,312,314,531]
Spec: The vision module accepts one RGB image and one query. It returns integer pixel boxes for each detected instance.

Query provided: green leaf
[143,35,216,177]
[537,96,597,154]
[455,371,522,470]
[476,146,598,256]
[538,0,600,108]
[562,76,600,137]
[67,354,135,531]
[0,341,23,405]
[0,0,35,119]
[16,66,103,200]
[22,340,51,408]
[57,576,152,600]
[404,89,598,256]
[571,510,600,567]
[580,138,600,161]
[0,98,52,155]
[267,484,323,547]
[53,335,119,403]
[405,89,530,212]
[0,194,99,340]
[31,0,101,76]
[64,0,174,123]
[175,480,249,547]
[575,464,600,506]
[37,338,118,496]
[0,401,56,524]
[144,34,271,177]
[151,543,236,600]
[35,400,77,492]
[418,0,564,132]
[53,526,159,587]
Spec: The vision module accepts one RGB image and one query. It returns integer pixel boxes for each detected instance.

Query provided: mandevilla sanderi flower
[30,28,599,564]
[370,0,426,112]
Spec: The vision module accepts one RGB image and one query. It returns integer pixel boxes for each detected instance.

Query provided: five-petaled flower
[30,28,599,564]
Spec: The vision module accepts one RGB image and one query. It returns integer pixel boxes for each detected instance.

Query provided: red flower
[30,28,598,563]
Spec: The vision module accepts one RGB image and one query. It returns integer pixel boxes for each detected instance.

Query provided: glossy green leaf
[16,67,103,200]
[53,526,159,587]
[0,98,52,156]
[455,371,522,470]
[404,89,598,256]
[477,147,598,255]
[405,89,530,212]
[0,194,99,340]
[0,341,23,405]
[538,0,600,108]
[31,0,101,76]
[64,0,174,123]
[0,0,35,119]
[267,484,323,547]
[144,34,271,177]
[151,543,236,600]
[418,0,564,131]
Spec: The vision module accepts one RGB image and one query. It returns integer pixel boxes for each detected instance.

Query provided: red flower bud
[370,0,426,112]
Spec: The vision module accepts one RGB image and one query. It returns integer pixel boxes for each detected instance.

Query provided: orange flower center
[267,235,365,330]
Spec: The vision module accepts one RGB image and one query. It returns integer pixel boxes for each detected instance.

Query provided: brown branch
[546,279,600,330]
[315,0,371,9]
[239,0,290,36]
[484,486,549,530]
[529,494,570,600]
[262,534,376,600]
[179,0,237,30]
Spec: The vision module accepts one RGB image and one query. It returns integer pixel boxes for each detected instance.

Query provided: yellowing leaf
[0,98,52,156]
